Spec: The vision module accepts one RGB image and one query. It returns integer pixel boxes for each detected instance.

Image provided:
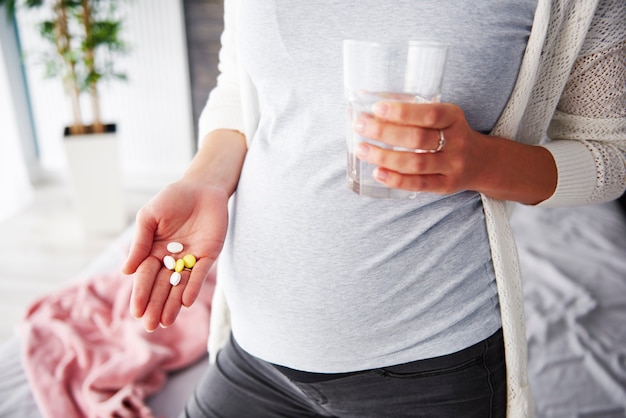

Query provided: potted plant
[1,0,129,235]
[2,0,127,133]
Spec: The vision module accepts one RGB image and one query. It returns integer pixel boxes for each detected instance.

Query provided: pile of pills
[163,241,197,286]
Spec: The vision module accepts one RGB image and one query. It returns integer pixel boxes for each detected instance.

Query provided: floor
[0,177,155,345]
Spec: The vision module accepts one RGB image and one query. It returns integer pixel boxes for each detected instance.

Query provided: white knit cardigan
[199,0,626,416]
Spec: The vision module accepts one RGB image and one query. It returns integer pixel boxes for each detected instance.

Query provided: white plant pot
[63,124,127,236]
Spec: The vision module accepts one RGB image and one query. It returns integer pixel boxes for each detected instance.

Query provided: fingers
[141,266,184,331]
[354,127,450,193]
[130,255,185,331]
[130,255,215,331]
[359,141,465,194]
[354,113,444,151]
[158,269,189,328]
[130,258,186,331]
[372,101,462,129]
[181,257,214,307]
[120,211,156,275]
[373,168,449,194]
[130,256,161,320]
[356,142,445,175]
[352,100,476,195]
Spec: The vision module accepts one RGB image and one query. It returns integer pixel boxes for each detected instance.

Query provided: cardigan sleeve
[540,0,626,206]
[197,0,246,145]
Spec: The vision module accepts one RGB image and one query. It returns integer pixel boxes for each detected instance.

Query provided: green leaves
[24,0,45,7]
[10,0,129,129]
[38,20,58,43]
[90,20,124,48]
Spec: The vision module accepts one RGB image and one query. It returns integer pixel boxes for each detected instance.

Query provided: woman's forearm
[473,134,558,205]
[183,129,248,196]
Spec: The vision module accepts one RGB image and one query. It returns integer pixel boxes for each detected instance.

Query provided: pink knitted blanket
[18,271,214,418]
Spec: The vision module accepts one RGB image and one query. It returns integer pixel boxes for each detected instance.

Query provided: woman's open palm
[121,180,229,332]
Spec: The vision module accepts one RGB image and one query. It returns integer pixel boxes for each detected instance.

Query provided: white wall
[16,0,195,191]
[0,8,34,222]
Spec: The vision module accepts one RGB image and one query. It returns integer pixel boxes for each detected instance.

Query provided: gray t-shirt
[219,0,537,372]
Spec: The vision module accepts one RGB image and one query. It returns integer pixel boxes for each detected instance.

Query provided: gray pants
[181,330,506,418]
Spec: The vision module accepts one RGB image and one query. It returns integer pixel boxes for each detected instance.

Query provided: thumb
[121,221,157,275]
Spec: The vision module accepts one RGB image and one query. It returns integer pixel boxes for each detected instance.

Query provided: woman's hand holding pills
[121,180,229,332]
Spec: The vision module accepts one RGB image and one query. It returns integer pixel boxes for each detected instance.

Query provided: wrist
[182,129,247,197]
[472,134,557,205]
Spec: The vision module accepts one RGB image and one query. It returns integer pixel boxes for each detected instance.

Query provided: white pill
[166,241,184,253]
[169,271,182,286]
[163,255,176,270]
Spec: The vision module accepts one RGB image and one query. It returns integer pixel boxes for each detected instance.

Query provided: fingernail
[353,118,366,133]
[374,168,388,181]
[372,102,389,117]
[356,143,370,158]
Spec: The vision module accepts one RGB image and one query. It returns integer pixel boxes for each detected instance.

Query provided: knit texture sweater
[200,0,626,416]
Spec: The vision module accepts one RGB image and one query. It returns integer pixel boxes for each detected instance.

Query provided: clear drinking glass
[343,40,449,199]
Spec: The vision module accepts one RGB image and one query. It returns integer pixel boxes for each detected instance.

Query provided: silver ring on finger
[412,129,446,153]
[431,129,446,153]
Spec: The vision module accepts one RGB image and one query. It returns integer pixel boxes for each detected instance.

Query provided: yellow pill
[174,258,185,273]
[183,254,197,269]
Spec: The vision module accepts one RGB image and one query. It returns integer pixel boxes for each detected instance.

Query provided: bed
[511,198,626,417]
[1,198,625,417]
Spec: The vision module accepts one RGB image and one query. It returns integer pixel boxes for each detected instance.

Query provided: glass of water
[343,40,449,199]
